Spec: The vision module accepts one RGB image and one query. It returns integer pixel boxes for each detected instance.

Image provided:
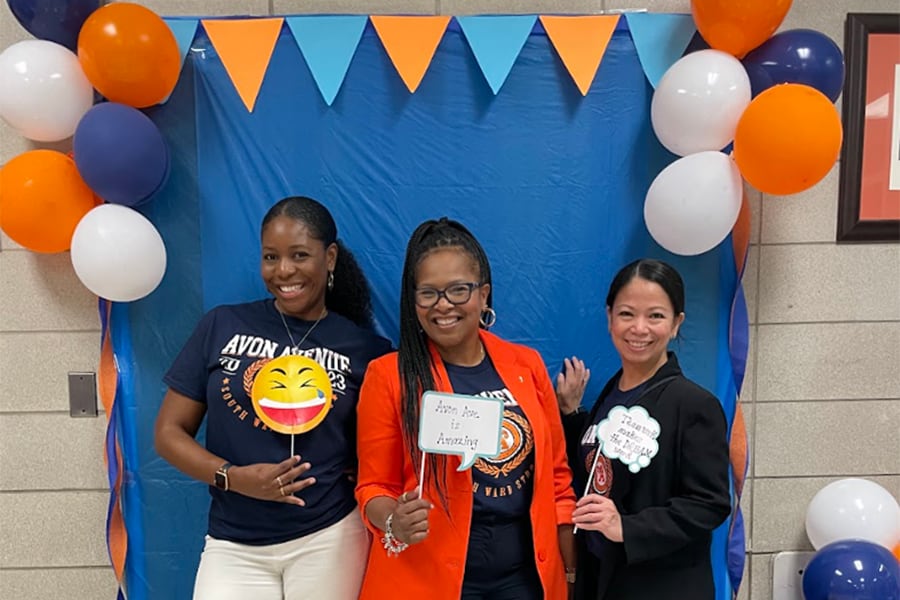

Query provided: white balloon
[70,204,167,302]
[651,49,751,157]
[0,40,94,142]
[644,151,743,256]
[805,478,900,551]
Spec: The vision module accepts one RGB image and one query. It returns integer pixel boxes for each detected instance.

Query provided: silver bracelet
[381,512,409,557]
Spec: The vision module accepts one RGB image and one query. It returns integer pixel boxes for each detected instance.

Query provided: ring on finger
[279,485,285,497]
[276,476,283,487]
[399,492,408,503]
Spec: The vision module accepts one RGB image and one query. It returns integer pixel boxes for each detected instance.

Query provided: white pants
[192,510,369,600]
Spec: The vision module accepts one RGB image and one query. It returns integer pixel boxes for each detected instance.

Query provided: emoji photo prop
[250,355,333,436]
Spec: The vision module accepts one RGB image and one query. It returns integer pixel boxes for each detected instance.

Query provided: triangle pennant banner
[160,18,199,104]
[540,15,619,96]
[457,15,536,95]
[625,13,697,88]
[163,18,199,74]
[202,18,284,112]
[370,16,451,93]
[286,16,368,106]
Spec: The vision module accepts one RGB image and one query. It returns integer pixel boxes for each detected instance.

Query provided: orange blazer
[355,330,576,600]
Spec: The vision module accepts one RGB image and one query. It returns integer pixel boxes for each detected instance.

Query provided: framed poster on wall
[837,12,900,242]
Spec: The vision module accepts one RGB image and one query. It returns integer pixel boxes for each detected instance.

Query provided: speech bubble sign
[596,405,661,473]
[418,391,504,471]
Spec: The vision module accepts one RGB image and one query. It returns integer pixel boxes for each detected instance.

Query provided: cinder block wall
[2,1,898,598]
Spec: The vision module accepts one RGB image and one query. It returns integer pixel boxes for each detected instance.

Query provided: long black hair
[261,196,374,328]
[606,258,685,315]
[398,217,492,506]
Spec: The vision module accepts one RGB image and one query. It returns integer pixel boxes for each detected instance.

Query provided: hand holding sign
[391,488,432,545]
[575,405,661,534]
[572,494,624,541]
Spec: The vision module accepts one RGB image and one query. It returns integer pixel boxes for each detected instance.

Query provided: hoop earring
[327,271,334,291]
[479,307,496,329]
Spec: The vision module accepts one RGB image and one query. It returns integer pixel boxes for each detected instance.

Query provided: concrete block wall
[1,1,897,597]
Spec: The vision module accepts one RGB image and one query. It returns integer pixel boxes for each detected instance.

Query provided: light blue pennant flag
[160,18,199,104]
[163,18,200,74]
[625,13,697,88]
[457,15,536,95]
[286,15,368,105]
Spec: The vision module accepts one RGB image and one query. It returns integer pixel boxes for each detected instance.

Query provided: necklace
[276,303,327,351]
[456,343,486,367]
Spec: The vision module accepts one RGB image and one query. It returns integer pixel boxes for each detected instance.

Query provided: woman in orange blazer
[356,218,577,600]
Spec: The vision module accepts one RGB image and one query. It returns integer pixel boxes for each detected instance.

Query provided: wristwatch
[565,567,577,584]
[214,462,232,491]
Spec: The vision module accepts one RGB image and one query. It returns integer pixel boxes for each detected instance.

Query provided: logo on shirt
[475,409,533,478]
[585,447,614,496]
[218,334,351,395]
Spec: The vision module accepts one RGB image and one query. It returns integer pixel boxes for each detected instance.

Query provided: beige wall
[2,1,898,598]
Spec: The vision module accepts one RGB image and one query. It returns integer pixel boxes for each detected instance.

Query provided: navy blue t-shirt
[164,299,392,545]
[579,381,645,559]
[444,357,535,520]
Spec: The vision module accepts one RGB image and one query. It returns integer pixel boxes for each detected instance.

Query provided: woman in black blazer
[556,259,731,600]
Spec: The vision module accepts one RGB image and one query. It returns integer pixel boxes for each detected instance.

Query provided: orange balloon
[893,543,900,563]
[692,0,793,58]
[733,83,842,196]
[0,150,97,253]
[77,3,180,108]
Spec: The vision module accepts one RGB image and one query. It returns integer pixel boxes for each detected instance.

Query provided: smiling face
[414,247,490,365]
[261,215,337,320]
[250,355,334,434]
[607,276,684,379]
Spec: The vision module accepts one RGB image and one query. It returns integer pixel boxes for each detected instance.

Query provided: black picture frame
[836,12,900,243]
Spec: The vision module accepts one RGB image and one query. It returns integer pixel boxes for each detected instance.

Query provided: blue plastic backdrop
[119,19,740,599]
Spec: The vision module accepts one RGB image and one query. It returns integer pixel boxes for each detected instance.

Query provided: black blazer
[563,353,731,600]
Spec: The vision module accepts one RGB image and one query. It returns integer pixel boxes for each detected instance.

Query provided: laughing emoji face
[250,355,333,434]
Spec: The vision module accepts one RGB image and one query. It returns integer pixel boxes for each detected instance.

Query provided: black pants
[461,517,543,600]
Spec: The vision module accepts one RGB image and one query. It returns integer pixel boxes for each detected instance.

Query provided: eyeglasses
[414,282,482,308]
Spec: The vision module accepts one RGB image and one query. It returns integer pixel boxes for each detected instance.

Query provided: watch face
[215,466,229,490]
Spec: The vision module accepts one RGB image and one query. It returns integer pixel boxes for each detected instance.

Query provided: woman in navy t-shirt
[155,196,391,600]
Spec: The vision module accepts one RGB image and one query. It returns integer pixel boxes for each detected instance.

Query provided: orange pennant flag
[540,15,619,96]
[370,16,451,93]
[202,18,284,112]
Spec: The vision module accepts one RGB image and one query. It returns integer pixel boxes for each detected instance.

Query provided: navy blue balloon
[7,0,100,51]
[802,540,900,600]
[73,102,170,207]
[742,29,845,102]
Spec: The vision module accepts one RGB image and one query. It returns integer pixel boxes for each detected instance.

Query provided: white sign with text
[418,391,504,470]
[596,405,661,473]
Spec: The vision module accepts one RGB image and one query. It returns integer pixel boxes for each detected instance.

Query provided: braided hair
[398,217,492,506]
[261,196,375,328]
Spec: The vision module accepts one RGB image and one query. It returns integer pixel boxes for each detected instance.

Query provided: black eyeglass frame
[414,282,483,308]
